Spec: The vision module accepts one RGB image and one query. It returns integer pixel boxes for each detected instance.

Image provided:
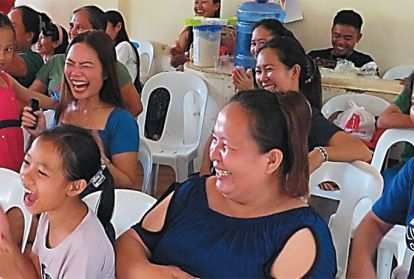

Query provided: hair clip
[89,166,106,188]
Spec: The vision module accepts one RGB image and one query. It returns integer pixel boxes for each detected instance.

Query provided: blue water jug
[235,0,286,69]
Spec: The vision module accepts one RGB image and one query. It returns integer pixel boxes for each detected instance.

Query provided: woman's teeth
[71,80,88,90]
[216,169,231,177]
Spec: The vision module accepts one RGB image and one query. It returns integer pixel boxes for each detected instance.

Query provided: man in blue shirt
[348,158,414,278]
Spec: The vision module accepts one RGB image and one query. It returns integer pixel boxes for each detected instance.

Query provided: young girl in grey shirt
[0,125,115,278]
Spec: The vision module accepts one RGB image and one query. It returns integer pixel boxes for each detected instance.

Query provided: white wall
[15,0,414,72]
[221,0,414,73]
[15,0,119,29]
[120,0,193,46]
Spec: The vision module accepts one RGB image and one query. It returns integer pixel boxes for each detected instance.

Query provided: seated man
[308,10,375,69]
[348,157,414,278]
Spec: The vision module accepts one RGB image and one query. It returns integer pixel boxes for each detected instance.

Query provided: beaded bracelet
[314,146,329,162]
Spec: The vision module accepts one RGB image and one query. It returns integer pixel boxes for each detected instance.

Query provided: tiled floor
[136,165,176,198]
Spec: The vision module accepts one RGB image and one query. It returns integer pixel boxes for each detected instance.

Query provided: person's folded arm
[347,211,393,278]
[120,82,142,117]
[325,131,373,163]
[28,79,47,94]
[10,74,57,109]
[170,28,191,68]
[105,152,140,190]
[377,104,414,129]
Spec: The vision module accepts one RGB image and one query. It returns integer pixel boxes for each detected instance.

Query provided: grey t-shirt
[32,209,115,279]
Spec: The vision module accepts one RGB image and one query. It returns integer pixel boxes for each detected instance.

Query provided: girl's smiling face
[0,26,15,71]
[255,48,300,93]
[20,138,72,215]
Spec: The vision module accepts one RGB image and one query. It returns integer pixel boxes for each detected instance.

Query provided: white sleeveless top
[116,41,138,82]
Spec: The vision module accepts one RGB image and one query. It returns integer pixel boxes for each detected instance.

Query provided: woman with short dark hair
[116,90,337,278]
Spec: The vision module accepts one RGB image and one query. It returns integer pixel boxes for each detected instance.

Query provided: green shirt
[16,49,43,87]
[393,85,414,161]
[36,53,132,99]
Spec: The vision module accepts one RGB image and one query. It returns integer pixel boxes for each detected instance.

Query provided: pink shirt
[0,71,24,172]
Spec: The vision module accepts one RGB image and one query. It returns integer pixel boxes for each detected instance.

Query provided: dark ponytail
[277,92,311,196]
[94,167,115,241]
[229,90,311,197]
[38,125,115,242]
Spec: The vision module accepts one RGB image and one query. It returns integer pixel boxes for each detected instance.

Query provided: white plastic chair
[309,161,383,279]
[391,246,414,279]
[383,65,414,80]
[130,39,140,49]
[138,72,208,189]
[138,140,153,195]
[321,93,390,119]
[372,128,414,279]
[82,189,156,238]
[0,168,32,252]
[137,41,154,83]
[378,225,408,279]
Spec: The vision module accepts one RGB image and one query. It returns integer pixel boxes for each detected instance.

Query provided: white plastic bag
[333,100,376,141]
[359,61,379,77]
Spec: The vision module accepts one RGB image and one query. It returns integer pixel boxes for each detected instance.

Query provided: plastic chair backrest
[137,41,154,82]
[371,128,414,171]
[0,168,32,252]
[82,189,156,238]
[391,246,414,279]
[383,65,414,80]
[139,72,208,148]
[310,161,383,279]
[138,140,153,194]
[130,40,140,49]
[321,93,390,119]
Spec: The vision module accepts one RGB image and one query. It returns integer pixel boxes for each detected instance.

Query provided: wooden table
[322,74,404,103]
